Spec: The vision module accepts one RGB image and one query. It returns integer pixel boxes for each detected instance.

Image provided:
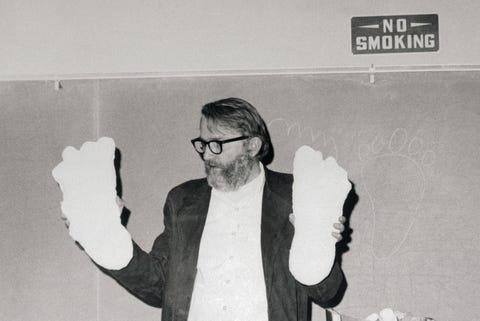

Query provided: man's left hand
[332,216,346,241]
[289,214,346,241]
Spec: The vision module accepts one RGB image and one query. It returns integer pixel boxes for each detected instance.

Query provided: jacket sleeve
[99,193,175,308]
[300,260,345,308]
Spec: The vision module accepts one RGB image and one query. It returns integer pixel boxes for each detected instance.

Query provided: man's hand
[332,215,346,241]
[115,196,125,212]
[289,214,346,241]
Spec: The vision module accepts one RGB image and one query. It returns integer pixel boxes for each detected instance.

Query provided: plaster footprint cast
[289,145,350,285]
[52,137,133,270]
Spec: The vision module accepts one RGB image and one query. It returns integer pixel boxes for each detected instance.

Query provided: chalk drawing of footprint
[358,128,435,259]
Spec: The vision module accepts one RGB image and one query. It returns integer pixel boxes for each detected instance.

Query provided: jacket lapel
[174,180,211,318]
[261,169,293,296]
[177,181,211,260]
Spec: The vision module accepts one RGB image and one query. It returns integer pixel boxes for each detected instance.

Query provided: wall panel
[0,81,99,321]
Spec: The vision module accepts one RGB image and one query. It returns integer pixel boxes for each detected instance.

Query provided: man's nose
[202,146,215,161]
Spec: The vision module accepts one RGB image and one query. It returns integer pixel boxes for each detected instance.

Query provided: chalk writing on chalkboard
[268,118,338,159]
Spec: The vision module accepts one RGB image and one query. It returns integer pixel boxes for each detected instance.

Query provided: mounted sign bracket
[369,64,376,84]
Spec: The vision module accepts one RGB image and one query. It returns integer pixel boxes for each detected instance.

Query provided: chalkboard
[1,71,479,321]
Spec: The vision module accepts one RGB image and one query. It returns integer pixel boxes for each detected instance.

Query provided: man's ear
[247,137,262,157]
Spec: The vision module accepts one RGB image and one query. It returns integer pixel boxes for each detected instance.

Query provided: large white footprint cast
[52,137,133,270]
[289,145,351,285]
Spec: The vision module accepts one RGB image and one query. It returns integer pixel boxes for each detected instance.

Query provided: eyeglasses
[191,136,251,155]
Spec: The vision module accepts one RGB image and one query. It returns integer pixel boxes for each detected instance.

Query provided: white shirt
[187,164,269,321]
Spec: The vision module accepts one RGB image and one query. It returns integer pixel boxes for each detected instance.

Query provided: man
[53,97,349,321]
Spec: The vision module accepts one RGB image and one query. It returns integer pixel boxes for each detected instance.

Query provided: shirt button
[225,279,231,284]
[223,305,227,311]
[229,255,234,260]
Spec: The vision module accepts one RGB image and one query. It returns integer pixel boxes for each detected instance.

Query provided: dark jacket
[105,169,344,321]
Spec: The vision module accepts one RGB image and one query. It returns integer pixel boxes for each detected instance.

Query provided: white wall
[1,0,479,78]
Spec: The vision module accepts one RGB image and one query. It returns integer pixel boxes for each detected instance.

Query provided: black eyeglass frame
[191,136,252,155]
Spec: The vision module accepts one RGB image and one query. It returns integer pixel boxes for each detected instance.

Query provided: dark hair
[201,97,274,165]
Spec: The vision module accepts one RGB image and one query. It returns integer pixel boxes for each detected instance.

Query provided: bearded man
[53,97,349,321]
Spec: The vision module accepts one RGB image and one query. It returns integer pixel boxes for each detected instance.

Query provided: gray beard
[204,154,255,192]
